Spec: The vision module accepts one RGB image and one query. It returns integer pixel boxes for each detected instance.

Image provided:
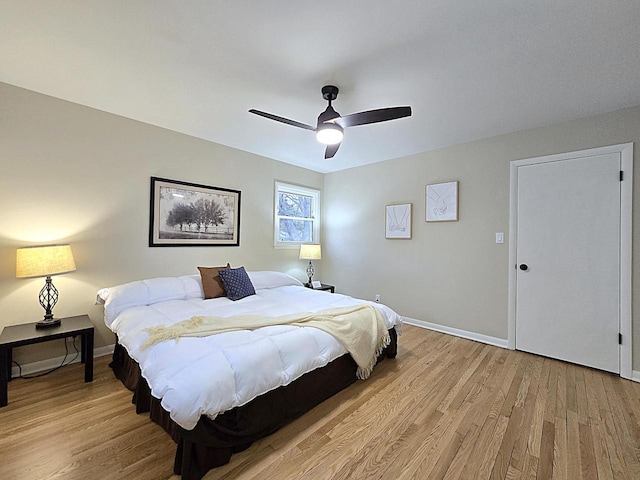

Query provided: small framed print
[385,203,412,239]
[426,181,458,222]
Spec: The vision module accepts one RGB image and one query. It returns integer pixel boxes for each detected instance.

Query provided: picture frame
[426,181,458,222]
[385,203,412,239]
[149,177,241,247]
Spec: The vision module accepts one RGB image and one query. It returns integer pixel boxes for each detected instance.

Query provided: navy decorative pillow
[218,266,256,301]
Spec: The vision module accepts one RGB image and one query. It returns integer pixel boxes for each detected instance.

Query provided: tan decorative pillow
[198,264,231,299]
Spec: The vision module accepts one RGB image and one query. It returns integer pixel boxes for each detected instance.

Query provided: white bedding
[98,271,402,430]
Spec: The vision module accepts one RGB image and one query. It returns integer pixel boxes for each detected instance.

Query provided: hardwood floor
[1,324,639,479]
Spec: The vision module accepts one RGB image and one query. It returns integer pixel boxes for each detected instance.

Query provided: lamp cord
[11,336,80,379]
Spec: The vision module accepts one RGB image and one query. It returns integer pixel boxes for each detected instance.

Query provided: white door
[515,152,620,373]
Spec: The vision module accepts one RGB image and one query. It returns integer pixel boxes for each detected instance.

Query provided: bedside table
[0,315,94,407]
[306,283,335,293]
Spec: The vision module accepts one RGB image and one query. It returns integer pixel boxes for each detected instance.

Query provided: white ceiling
[2,1,640,173]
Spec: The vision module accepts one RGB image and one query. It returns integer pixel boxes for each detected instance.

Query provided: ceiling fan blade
[324,142,341,159]
[249,109,315,131]
[334,106,412,128]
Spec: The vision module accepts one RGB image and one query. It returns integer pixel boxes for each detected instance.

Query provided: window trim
[274,181,321,248]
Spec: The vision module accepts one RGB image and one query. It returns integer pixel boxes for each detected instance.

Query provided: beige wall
[323,105,640,371]
[2,81,638,374]
[0,83,323,364]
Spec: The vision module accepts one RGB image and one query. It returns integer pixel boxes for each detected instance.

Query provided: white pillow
[247,271,304,290]
[98,274,204,327]
[98,271,302,328]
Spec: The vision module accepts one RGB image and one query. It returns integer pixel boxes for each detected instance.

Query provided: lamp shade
[16,244,76,278]
[299,244,321,260]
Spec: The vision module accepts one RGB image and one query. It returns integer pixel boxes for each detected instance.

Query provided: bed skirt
[109,327,397,480]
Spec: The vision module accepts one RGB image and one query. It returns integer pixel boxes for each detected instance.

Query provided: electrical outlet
[375,294,381,303]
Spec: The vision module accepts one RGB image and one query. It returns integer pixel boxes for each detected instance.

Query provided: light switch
[496,232,504,244]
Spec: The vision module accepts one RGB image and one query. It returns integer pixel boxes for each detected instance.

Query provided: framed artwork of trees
[149,177,241,246]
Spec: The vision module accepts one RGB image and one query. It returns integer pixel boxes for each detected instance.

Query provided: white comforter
[99,271,402,430]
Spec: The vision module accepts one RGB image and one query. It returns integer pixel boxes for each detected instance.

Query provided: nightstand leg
[80,334,86,364]
[84,330,94,382]
[6,348,11,382]
[0,347,8,407]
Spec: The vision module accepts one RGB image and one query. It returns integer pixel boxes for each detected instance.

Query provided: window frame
[274,181,321,248]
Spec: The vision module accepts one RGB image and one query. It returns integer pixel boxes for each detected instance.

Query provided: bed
[98,270,401,480]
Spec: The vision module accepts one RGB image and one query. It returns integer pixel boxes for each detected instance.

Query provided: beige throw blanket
[141,304,390,380]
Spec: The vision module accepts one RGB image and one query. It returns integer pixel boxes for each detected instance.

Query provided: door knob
[519,264,528,271]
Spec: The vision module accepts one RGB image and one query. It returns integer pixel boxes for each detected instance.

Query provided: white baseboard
[10,344,115,378]
[402,317,510,349]
[402,317,640,384]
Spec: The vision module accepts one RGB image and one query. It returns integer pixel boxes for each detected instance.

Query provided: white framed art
[426,181,458,222]
[385,203,412,239]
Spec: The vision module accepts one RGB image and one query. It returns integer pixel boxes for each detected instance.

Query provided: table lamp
[299,244,321,287]
[16,244,76,328]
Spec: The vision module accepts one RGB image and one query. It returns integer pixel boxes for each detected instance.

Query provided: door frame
[507,143,633,379]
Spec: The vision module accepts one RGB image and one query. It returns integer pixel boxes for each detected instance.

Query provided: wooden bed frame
[109,328,398,480]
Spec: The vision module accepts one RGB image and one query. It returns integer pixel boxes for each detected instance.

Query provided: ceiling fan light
[316,123,343,145]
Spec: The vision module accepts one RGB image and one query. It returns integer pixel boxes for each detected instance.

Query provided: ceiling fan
[249,85,412,159]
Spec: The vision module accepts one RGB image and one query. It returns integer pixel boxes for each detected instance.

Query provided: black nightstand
[0,315,94,407]
[307,283,335,293]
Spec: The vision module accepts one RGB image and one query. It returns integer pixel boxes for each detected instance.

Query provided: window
[274,181,320,247]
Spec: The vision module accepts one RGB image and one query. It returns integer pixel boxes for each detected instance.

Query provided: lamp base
[36,318,61,329]
[306,261,315,287]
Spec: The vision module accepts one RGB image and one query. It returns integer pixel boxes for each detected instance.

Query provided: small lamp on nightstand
[16,244,77,329]
[299,244,321,287]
